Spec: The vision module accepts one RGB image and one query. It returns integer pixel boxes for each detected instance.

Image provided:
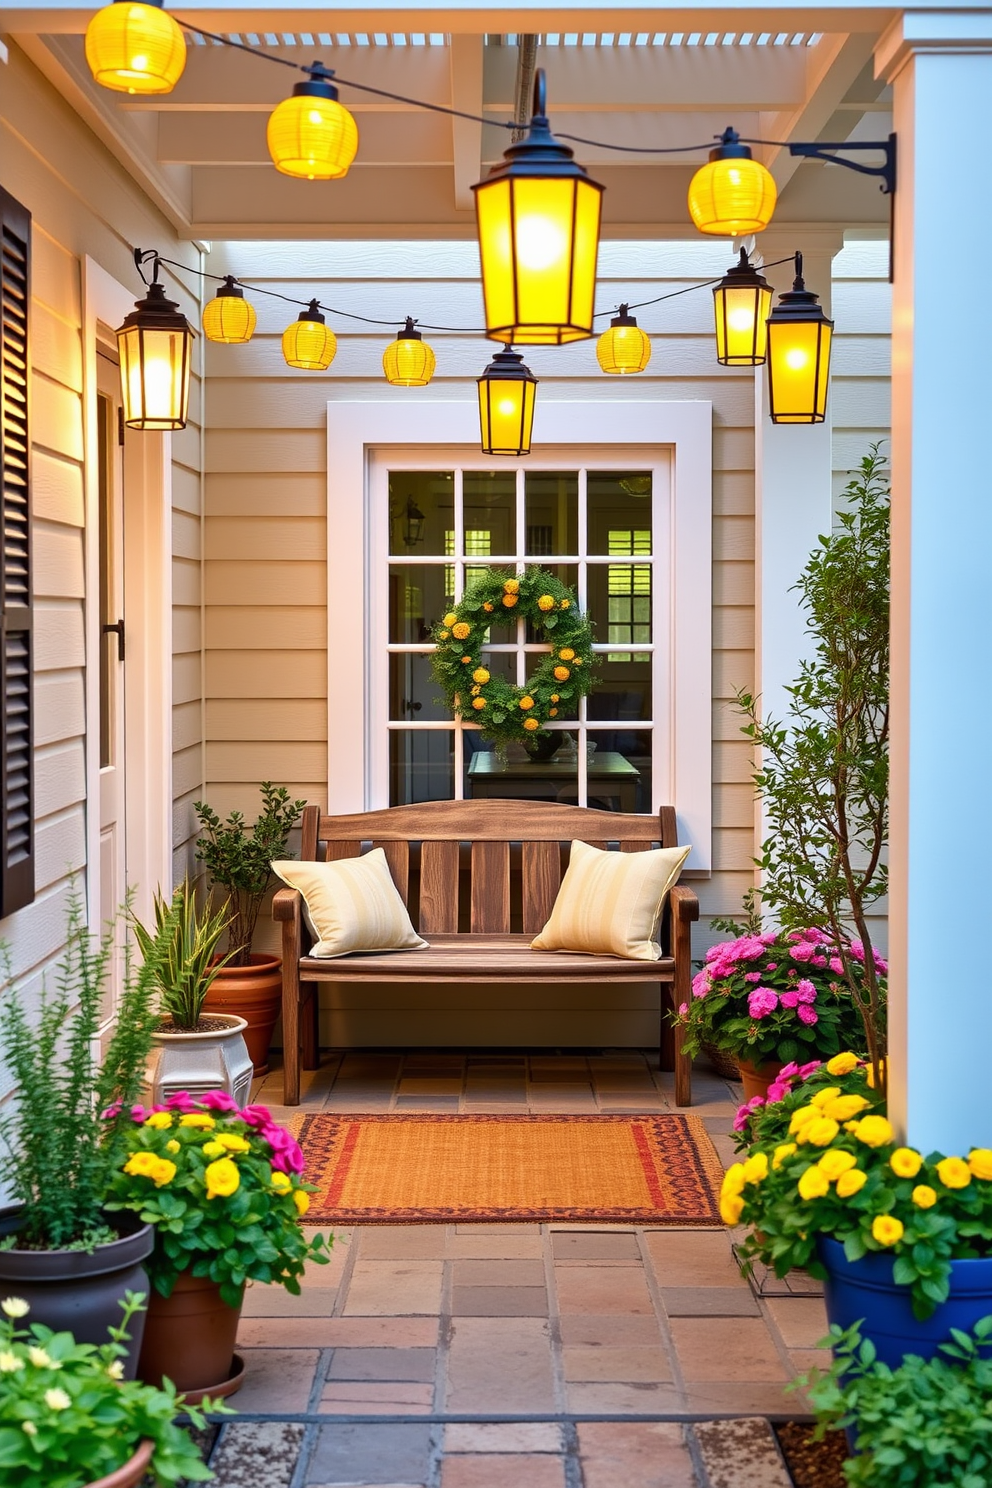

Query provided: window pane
[389,653,452,721]
[388,563,451,642]
[390,730,454,804]
[524,563,578,642]
[587,562,652,656]
[587,471,652,554]
[389,470,453,555]
[585,728,653,812]
[463,470,516,555]
[587,656,652,732]
[466,742,579,807]
[525,471,578,555]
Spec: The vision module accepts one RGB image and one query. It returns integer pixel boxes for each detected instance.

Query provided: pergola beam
[449,32,483,210]
[757,31,877,191]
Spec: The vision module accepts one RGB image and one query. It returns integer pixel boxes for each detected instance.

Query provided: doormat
[289,1113,725,1224]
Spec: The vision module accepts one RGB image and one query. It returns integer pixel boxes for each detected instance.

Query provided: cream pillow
[530,839,691,961]
[272,850,428,959]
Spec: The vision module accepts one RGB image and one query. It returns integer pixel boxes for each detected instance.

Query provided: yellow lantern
[472,69,603,346]
[477,348,538,456]
[596,306,651,375]
[766,254,833,424]
[267,62,359,181]
[116,276,194,430]
[202,276,257,345]
[688,128,777,237]
[712,249,773,366]
[282,300,337,370]
[85,0,186,95]
[383,318,436,386]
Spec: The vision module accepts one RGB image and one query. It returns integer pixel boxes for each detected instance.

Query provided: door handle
[102,619,125,662]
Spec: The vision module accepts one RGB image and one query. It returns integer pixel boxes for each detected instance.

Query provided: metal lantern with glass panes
[766,254,833,424]
[116,275,194,430]
[712,250,772,366]
[477,348,538,456]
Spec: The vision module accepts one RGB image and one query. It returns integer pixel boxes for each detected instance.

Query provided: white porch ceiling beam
[157,108,453,164]
[756,31,877,191]
[449,33,483,210]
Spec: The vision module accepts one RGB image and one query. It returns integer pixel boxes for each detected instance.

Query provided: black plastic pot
[0,1208,154,1378]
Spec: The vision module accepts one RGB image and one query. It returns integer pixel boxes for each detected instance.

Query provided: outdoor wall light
[267,62,359,180]
[282,300,337,370]
[687,129,778,237]
[85,0,186,94]
[712,249,772,366]
[202,276,257,344]
[477,347,538,456]
[383,318,436,386]
[596,306,651,375]
[472,69,603,346]
[116,270,194,430]
[765,253,833,424]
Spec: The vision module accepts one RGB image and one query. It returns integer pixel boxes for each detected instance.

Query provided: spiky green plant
[133,878,233,1031]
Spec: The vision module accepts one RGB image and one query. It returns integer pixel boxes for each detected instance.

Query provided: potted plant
[0,894,173,1371]
[676,925,886,1100]
[194,783,307,1072]
[0,1293,228,1487]
[133,880,253,1108]
[724,1055,992,1367]
[796,1316,992,1484]
[105,1091,329,1395]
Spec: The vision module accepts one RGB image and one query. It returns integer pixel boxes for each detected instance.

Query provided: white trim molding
[326,399,713,872]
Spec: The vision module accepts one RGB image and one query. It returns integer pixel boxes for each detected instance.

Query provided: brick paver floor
[196,1052,828,1486]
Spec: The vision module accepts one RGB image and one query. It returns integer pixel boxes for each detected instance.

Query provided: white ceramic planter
[144,1014,254,1107]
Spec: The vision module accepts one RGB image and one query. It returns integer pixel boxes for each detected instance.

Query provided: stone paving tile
[238,1318,350,1348]
[764,1296,830,1349]
[445,1317,556,1413]
[558,1312,666,1346]
[234,1350,319,1412]
[208,1422,306,1488]
[550,1231,640,1260]
[660,1286,759,1317]
[319,1381,435,1414]
[326,1347,436,1381]
[577,1421,698,1488]
[693,1417,792,1488]
[643,1229,746,1287]
[669,1317,790,1382]
[561,1344,674,1382]
[445,1235,545,1259]
[357,1227,449,1260]
[344,1260,444,1315]
[440,1455,566,1487]
[566,1381,683,1412]
[443,1423,563,1453]
[450,1259,547,1285]
[306,1423,433,1486]
[242,1285,339,1316]
[451,1286,549,1316]
[555,1264,655,1314]
[317,1318,440,1348]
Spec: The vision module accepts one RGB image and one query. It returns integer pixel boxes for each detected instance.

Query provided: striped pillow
[530,839,691,961]
[272,850,428,958]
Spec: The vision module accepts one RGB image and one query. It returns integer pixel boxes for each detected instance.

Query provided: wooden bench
[273,799,698,1107]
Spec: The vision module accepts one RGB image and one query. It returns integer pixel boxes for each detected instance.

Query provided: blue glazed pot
[818,1235,992,1369]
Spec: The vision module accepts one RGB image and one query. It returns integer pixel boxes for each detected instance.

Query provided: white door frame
[326,399,712,872]
[82,258,172,933]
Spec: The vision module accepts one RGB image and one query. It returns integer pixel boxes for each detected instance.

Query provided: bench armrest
[273,886,300,923]
[669,883,700,924]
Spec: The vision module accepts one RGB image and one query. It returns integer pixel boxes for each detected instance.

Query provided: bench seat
[300,933,678,981]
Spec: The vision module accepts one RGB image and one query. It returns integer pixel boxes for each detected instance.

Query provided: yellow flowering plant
[104,1094,329,1308]
[725,1055,992,1320]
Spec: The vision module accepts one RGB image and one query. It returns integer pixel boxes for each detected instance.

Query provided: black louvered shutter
[0,187,34,918]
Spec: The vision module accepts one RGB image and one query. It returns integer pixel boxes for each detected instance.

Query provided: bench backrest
[299,799,678,935]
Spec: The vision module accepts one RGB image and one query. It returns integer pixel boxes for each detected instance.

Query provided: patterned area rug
[291,1113,725,1224]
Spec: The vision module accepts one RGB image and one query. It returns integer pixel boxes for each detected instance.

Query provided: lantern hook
[133,246,163,286]
[531,67,547,121]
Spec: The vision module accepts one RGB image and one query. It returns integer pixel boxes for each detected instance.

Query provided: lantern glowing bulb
[85,0,186,94]
[688,128,778,237]
[712,248,773,367]
[383,318,436,387]
[202,276,257,345]
[115,276,194,430]
[267,62,359,180]
[596,306,651,375]
[472,69,603,346]
[477,347,538,456]
[282,300,337,370]
[765,253,833,425]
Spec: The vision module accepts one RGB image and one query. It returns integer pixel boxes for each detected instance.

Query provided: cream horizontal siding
[832,241,892,508]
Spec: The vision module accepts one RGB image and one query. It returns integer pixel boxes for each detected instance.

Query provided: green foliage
[104,1098,329,1309]
[0,1291,231,1488]
[709,887,763,938]
[430,567,595,747]
[0,892,174,1250]
[133,879,234,1031]
[796,1317,992,1487]
[194,783,306,967]
[736,446,891,1088]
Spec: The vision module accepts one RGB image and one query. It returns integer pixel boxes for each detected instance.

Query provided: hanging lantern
[712,249,773,366]
[116,275,194,430]
[383,318,436,386]
[477,347,538,456]
[202,276,257,345]
[282,300,337,370]
[596,306,651,375]
[766,253,833,424]
[472,69,603,346]
[85,0,186,95]
[267,62,359,181]
[688,128,777,237]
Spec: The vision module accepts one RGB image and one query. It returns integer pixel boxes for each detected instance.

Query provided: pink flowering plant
[677,927,886,1068]
[104,1092,329,1308]
[724,1054,992,1320]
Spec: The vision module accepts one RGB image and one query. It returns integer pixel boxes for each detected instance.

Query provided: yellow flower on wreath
[558,647,575,661]
[452,622,471,640]
[204,1157,240,1199]
[503,578,519,594]
[936,1157,972,1190]
[560,598,571,608]
[550,693,560,703]
[835,1168,867,1198]
[825,1052,860,1077]
[890,1148,923,1179]
[483,601,494,613]
[519,696,535,710]
[523,717,540,731]
[969,1149,992,1181]
[461,655,472,664]
[443,612,458,628]
[502,594,519,608]
[549,709,558,718]
[473,667,490,684]
[872,1214,904,1247]
[537,595,555,611]
[439,629,449,639]
[472,697,486,710]
[554,666,570,682]
[912,1184,937,1209]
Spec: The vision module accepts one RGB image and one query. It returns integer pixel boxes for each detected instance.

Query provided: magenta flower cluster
[104,1089,305,1174]
[731,1058,824,1132]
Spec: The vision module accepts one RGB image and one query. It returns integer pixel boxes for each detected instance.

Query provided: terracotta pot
[144,1013,254,1108]
[87,1440,155,1488]
[736,1058,785,1102]
[202,953,281,1074]
[137,1270,244,1395]
[0,1210,153,1378]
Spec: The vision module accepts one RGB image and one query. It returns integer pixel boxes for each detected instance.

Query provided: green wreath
[431,566,596,745]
